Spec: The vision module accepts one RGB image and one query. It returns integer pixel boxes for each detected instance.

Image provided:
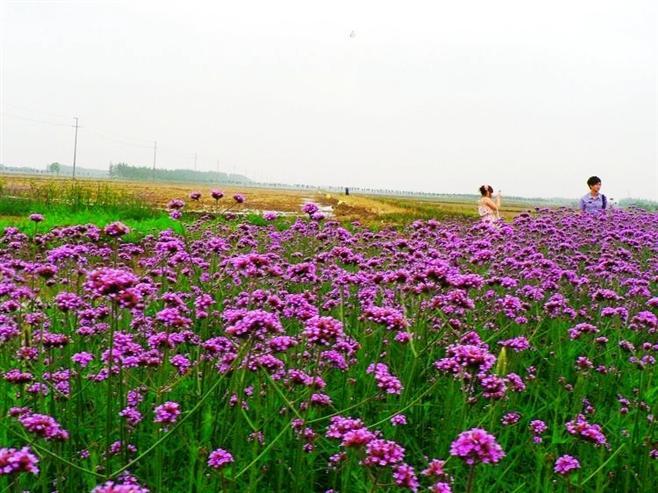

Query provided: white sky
[1,0,657,200]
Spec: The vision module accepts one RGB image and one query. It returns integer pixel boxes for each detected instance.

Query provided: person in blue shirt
[580,176,608,213]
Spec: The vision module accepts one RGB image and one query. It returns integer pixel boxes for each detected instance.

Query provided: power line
[4,103,72,120]
[152,141,157,180]
[3,107,232,175]
[72,117,79,179]
[1,112,72,127]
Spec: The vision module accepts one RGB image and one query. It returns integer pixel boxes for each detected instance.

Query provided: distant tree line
[618,198,658,211]
[108,163,252,184]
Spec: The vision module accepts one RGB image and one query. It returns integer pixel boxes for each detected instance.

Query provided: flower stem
[466,465,476,493]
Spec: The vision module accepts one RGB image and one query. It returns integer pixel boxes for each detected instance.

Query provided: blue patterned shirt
[580,193,605,213]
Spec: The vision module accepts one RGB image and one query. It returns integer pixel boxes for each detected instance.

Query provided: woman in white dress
[477,185,501,223]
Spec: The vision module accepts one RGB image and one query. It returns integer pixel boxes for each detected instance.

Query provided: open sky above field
[1,0,656,200]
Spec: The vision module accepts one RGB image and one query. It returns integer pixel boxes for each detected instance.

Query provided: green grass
[0,191,178,240]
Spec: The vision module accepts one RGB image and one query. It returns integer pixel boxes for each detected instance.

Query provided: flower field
[1,201,657,492]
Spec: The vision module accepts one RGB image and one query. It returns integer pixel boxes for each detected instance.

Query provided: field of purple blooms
[1,200,658,492]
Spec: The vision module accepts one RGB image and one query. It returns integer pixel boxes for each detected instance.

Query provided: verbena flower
[554,455,580,475]
[208,448,234,469]
[449,428,505,465]
[153,401,181,425]
[0,446,39,475]
[363,439,405,467]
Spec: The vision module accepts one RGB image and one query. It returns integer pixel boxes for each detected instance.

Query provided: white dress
[478,200,499,223]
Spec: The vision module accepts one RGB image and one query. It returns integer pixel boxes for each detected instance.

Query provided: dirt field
[0,174,526,224]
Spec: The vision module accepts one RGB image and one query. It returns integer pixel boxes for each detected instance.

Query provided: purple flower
[208,448,234,469]
[85,268,138,298]
[302,202,319,215]
[189,191,201,201]
[170,354,191,374]
[529,420,547,442]
[104,221,131,237]
[430,483,452,493]
[167,199,185,210]
[211,189,224,201]
[361,305,409,331]
[0,446,39,475]
[55,291,83,311]
[480,374,507,400]
[449,428,505,465]
[366,363,403,395]
[565,415,607,446]
[91,479,149,493]
[501,412,521,426]
[303,316,345,345]
[119,407,143,427]
[435,343,496,376]
[29,213,44,223]
[310,393,333,406]
[326,416,366,440]
[392,463,419,491]
[224,309,283,339]
[554,455,580,475]
[3,369,34,383]
[156,307,192,329]
[422,459,447,478]
[233,193,245,204]
[341,428,376,447]
[497,336,530,352]
[154,401,181,425]
[363,439,405,467]
[391,414,407,426]
[71,351,94,367]
[17,412,69,441]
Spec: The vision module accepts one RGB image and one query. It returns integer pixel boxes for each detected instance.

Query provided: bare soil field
[0,174,527,224]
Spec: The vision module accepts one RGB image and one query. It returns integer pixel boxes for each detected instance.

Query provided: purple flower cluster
[449,428,505,465]
[302,202,319,215]
[0,446,39,475]
[363,439,405,467]
[303,316,345,345]
[565,414,607,446]
[153,401,181,425]
[0,201,656,489]
[366,363,403,394]
[554,454,580,475]
[207,448,234,469]
[14,410,69,441]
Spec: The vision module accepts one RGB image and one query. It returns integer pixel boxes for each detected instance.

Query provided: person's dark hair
[587,176,601,187]
[479,185,494,196]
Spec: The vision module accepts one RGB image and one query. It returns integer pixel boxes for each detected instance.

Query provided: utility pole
[152,141,157,180]
[72,117,79,179]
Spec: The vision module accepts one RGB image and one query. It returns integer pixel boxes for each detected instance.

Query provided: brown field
[0,174,528,224]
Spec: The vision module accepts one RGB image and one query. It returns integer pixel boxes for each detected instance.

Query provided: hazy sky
[1,0,656,199]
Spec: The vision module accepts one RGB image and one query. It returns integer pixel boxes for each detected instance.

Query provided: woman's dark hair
[479,185,494,196]
[587,176,601,187]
